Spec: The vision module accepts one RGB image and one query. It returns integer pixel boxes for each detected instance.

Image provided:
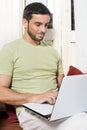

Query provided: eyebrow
[34,21,50,25]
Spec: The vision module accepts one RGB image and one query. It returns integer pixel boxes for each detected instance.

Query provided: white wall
[26,0,48,6]
[53,0,77,74]
[0,0,23,49]
[75,0,87,72]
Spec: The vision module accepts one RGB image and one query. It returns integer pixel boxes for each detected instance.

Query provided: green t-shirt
[0,38,64,114]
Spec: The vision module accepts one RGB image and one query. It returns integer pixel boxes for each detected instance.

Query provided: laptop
[22,74,87,121]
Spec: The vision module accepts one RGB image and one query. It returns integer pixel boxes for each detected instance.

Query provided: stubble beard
[27,28,44,42]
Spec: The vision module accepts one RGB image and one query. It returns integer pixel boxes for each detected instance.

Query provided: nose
[41,25,46,33]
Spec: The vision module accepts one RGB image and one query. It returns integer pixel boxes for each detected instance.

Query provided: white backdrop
[0,0,23,49]
[75,0,87,72]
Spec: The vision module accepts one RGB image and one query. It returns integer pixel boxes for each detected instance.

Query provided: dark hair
[23,2,51,21]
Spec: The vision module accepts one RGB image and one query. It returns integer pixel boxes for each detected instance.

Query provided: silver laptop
[22,74,87,121]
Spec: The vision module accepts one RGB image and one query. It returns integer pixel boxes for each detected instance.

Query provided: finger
[47,97,56,105]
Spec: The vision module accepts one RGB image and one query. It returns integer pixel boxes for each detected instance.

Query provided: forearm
[0,86,29,106]
[57,74,65,87]
[0,86,58,106]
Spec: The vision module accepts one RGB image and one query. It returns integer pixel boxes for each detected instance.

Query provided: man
[0,2,87,130]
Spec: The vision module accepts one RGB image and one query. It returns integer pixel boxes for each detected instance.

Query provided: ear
[22,19,28,29]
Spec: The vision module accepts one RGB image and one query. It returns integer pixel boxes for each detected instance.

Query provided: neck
[23,33,40,46]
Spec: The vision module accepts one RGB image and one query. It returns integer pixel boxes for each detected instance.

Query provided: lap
[17,108,87,130]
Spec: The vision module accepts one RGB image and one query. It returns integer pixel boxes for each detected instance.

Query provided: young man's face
[27,14,51,42]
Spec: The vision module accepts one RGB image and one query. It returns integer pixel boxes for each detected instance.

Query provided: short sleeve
[0,46,14,76]
[57,54,64,75]
[58,59,64,75]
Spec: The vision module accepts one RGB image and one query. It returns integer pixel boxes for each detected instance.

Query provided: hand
[26,91,58,105]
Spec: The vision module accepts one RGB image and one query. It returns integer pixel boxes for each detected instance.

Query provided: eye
[35,23,41,27]
[45,23,51,28]
[45,24,48,28]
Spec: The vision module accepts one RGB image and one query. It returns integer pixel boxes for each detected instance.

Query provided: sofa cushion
[5,104,18,123]
[67,65,83,76]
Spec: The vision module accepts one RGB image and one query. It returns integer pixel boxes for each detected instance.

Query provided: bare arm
[57,74,65,87]
[0,75,57,106]
[0,75,29,105]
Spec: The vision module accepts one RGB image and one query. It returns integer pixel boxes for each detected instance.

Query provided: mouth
[37,33,45,38]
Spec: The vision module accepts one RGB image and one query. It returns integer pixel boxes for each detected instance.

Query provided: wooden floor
[0,112,22,130]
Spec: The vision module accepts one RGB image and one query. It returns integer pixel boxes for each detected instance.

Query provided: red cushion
[5,104,18,123]
[67,65,83,76]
